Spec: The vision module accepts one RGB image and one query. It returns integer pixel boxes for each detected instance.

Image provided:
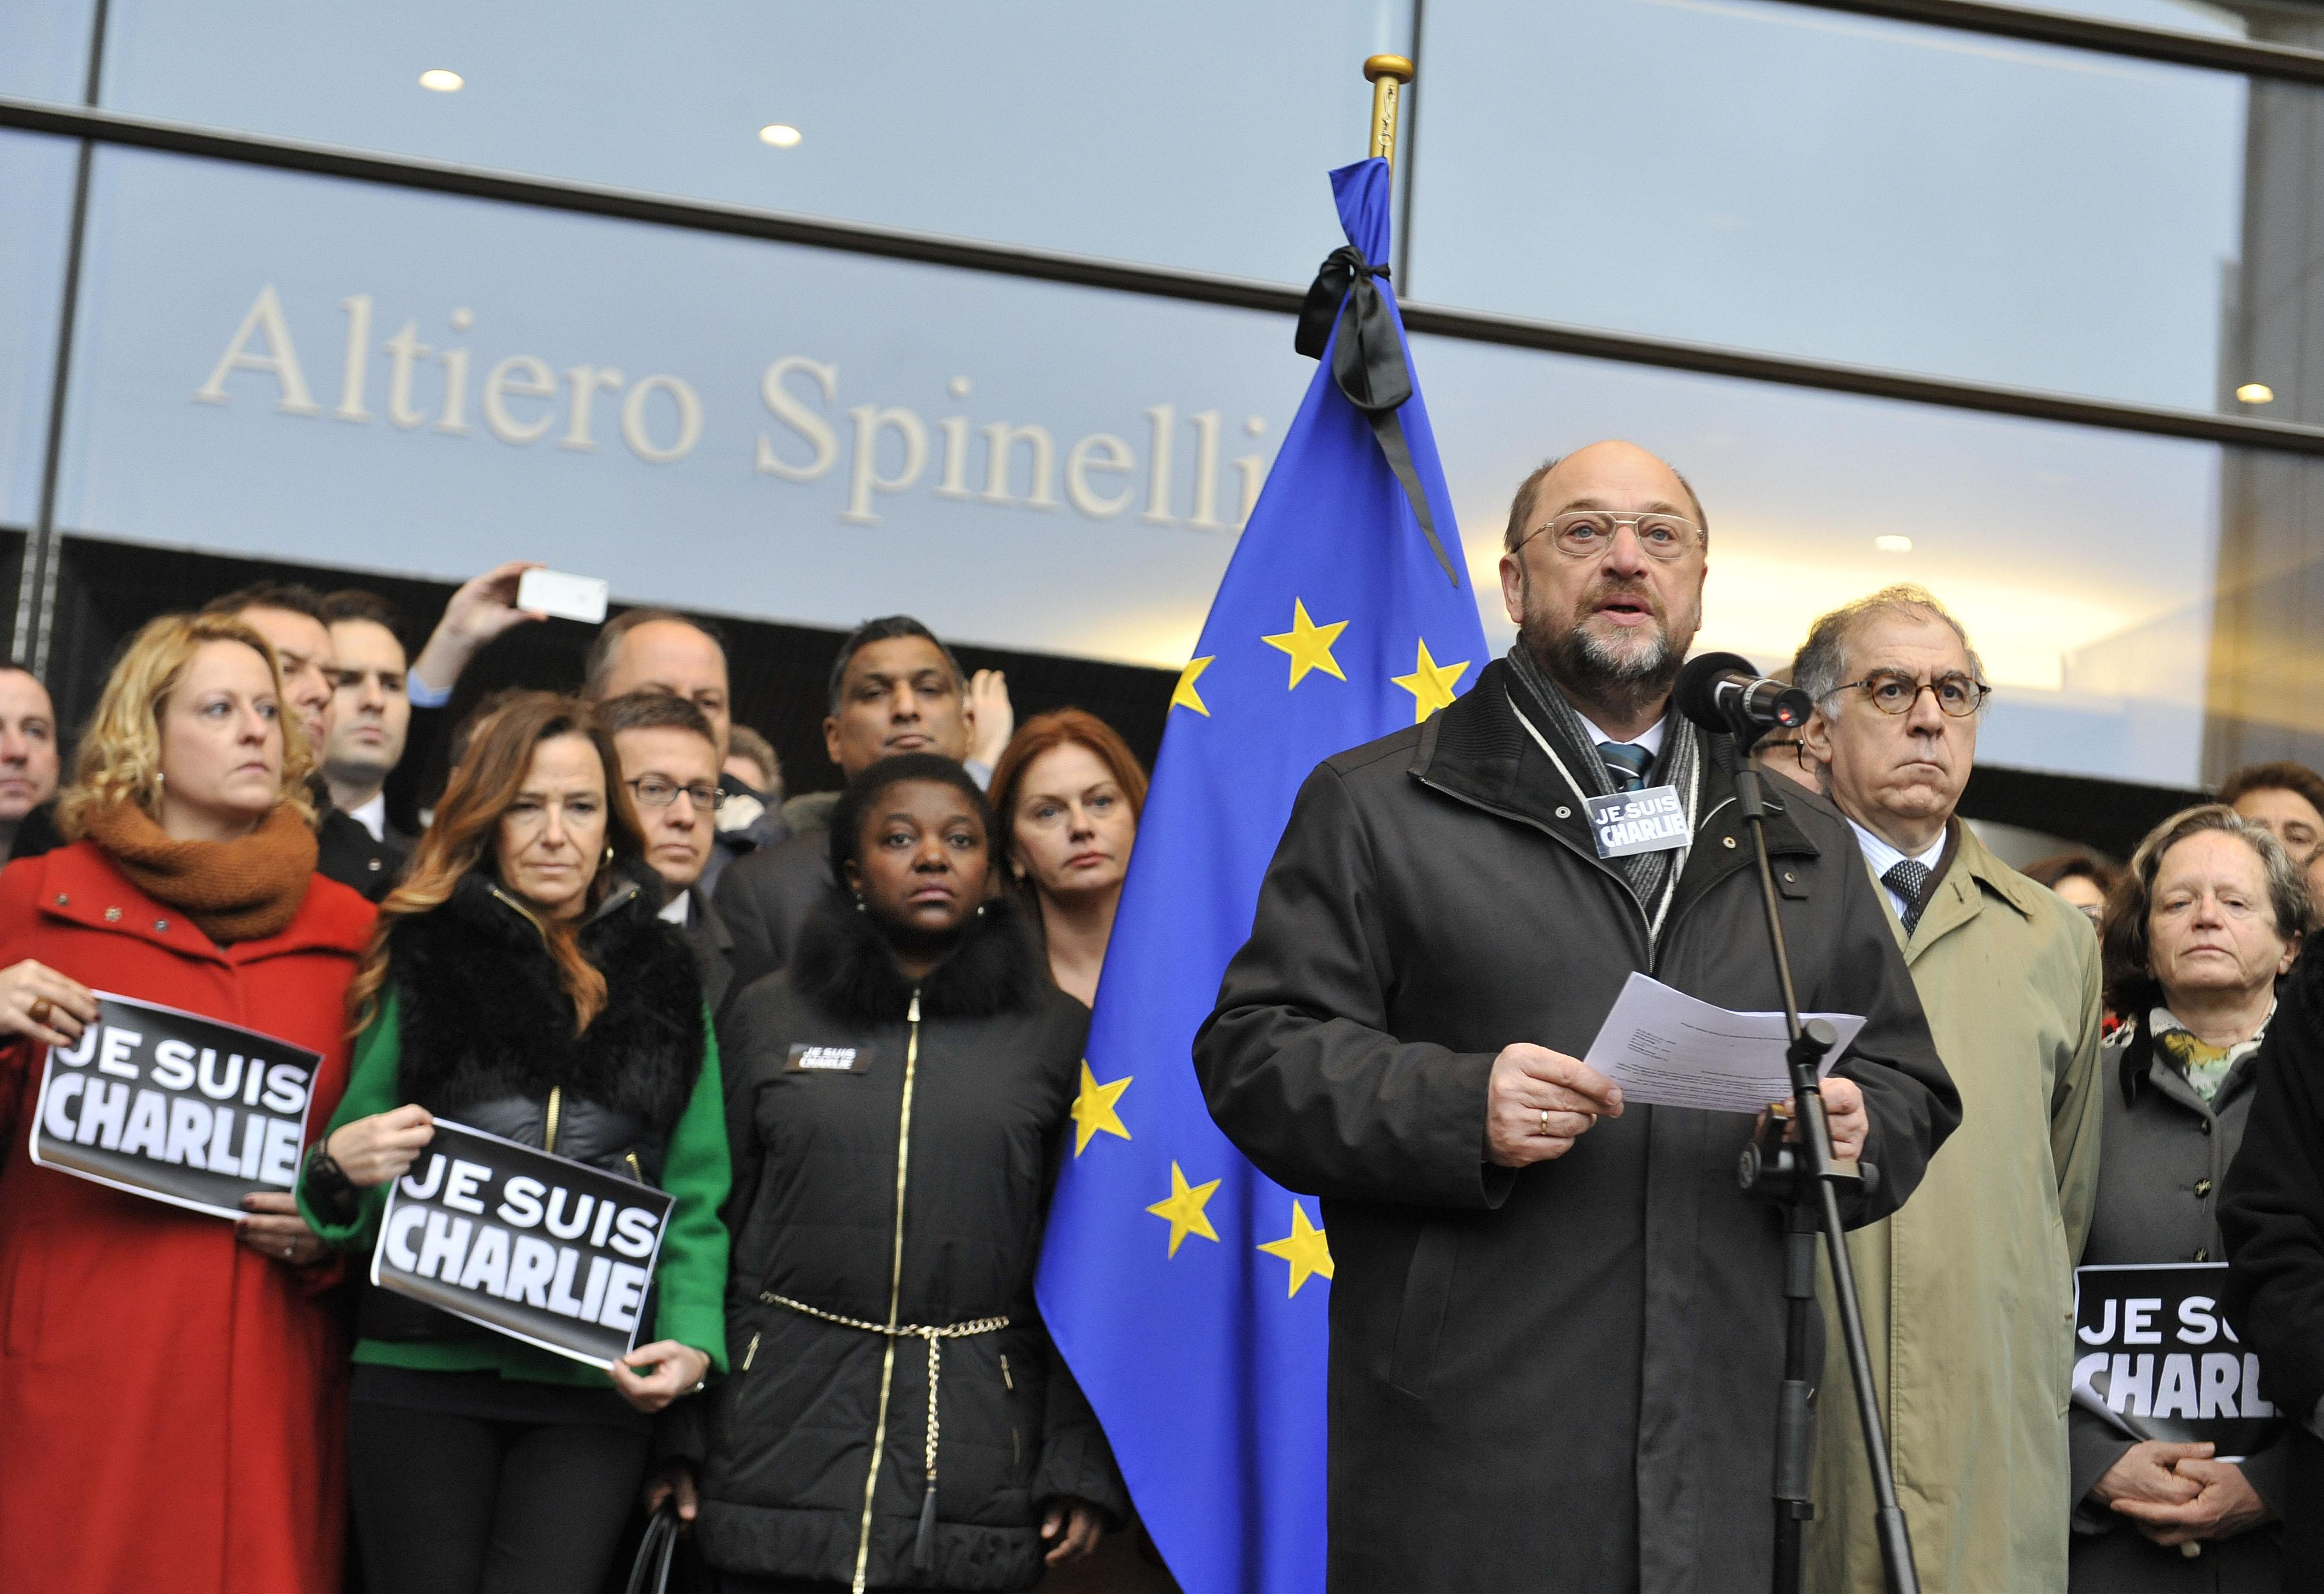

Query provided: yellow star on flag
[1391,638,1471,724]
[1144,1161,1222,1257]
[1069,1061,1132,1155]
[1261,599,1349,690]
[1172,656,1214,717]
[1256,1199,1334,1297]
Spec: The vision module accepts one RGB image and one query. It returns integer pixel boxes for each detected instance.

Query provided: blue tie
[1597,740,1653,793]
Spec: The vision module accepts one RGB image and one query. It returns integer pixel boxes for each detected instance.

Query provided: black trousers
[349,1397,652,1594]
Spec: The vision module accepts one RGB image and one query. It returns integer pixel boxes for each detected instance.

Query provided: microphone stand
[1723,744,1918,1594]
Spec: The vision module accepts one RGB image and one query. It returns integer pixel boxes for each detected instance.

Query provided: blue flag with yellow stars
[1034,157,1488,1594]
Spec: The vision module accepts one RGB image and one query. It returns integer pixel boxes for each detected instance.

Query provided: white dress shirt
[346,792,388,844]
[1574,710,1668,767]
[1846,818,1946,922]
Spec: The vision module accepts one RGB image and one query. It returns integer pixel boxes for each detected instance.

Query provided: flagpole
[1363,54,1414,169]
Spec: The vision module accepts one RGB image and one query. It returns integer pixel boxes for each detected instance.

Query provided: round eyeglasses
[1832,671,1991,718]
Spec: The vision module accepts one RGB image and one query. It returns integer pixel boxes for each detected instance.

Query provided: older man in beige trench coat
[1797,585,2105,1594]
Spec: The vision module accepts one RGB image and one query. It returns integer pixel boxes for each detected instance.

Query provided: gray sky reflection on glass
[1412,0,2249,412]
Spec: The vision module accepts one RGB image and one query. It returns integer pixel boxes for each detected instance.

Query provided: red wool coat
[0,841,373,1594]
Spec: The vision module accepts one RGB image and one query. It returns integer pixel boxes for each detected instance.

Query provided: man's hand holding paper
[1573,973,1871,1159]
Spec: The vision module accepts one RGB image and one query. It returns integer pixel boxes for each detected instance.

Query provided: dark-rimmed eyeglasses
[1514,509,1704,563]
[627,776,726,811]
[1830,670,1991,719]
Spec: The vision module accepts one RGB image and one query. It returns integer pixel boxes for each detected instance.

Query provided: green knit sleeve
[298,991,402,1248]
[648,1008,731,1373]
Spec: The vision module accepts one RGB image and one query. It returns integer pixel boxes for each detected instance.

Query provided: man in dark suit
[317,590,416,888]
[601,691,734,1011]
[712,615,979,999]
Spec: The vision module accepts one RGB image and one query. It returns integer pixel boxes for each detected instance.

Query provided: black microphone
[1674,652,1814,737]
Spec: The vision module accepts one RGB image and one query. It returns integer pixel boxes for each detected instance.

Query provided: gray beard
[1520,610,1683,727]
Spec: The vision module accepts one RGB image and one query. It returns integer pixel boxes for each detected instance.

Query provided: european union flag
[1034,158,1489,1594]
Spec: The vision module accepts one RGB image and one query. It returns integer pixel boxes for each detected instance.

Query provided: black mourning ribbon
[1295,244,1462,588]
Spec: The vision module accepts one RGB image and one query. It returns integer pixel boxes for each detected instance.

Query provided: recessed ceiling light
[1873,535,1913,554]
[758,123,802,148]
[2237,382,2275,404]
[418,69,464,93]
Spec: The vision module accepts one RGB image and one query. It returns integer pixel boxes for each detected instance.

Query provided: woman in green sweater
[298,691,728,1594]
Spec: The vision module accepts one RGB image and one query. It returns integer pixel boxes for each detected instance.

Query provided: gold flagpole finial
[1363,54,1415,169]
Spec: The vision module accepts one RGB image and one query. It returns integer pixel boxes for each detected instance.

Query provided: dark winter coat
[2070,1016,2286,1592]
[675,883,735,1015]
[688,893,1129,1592]
[1193,660,1959,1594]
[2223,966,2324,1584]
[712,830,832,1000]
[351,867,709,1346]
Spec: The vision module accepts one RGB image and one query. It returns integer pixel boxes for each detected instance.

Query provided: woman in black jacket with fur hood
[653,753,1126,1594]
[301,694,730,1594]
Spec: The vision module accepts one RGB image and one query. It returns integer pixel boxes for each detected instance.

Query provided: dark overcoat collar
[1409,659,1820,951]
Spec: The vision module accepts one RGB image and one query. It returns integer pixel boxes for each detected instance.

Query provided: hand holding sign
[236,1190,330,1268]
[0,958,98,1047]
[327,1103,437,1187]
[610,1340,711,1413]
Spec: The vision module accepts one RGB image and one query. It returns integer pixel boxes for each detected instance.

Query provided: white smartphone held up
[515,568,610,625]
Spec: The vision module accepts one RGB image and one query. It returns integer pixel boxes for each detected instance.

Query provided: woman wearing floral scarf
[2073,805,2306,1591]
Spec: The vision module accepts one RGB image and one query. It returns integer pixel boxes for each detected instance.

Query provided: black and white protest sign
[29,992,321,1219]
[2073,1262,2285,1460]
[1586,786,1689,859]
[372,1121,674,1369]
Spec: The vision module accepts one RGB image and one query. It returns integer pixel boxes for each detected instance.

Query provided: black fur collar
[388,866,706,1131]
[792,890,1047,1026]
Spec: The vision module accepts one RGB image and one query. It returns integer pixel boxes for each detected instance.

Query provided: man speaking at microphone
[1195,441,1959,1592]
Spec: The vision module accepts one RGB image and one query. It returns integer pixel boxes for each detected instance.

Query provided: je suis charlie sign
[2073,1262,2285,1460]
[31,992,321,1219]
[371,1121,674,1369]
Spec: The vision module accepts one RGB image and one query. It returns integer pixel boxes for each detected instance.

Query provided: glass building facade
[6,0,2324,837]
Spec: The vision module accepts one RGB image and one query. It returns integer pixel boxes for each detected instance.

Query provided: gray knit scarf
[1503,641,1701,920]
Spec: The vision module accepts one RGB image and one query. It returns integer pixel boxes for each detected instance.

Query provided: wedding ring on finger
[27,997,51,1027]
[1538,1109,1550,1138]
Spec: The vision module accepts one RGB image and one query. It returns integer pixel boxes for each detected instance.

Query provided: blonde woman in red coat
[0,611,373,1594]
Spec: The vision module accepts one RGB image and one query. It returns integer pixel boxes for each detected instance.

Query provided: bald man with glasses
[1196,444,1957,1592]
[1796,585,2104,1594]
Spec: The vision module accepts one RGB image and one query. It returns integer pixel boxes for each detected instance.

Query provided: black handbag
[626,1503,680,1594]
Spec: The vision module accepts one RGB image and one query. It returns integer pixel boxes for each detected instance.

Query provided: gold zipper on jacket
[543,1086,562,1155]
[851,988,921,1594]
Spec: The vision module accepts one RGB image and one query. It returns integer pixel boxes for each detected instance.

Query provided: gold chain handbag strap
[763,1293,1010,1501]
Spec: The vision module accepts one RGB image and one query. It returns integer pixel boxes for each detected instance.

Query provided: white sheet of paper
[1581,972,1868,1115]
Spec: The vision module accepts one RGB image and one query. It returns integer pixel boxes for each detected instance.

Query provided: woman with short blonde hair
[2073,804,2302,1586]
[0,608,375,1594]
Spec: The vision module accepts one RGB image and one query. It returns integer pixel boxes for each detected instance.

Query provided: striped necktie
[1597,740,1653,794]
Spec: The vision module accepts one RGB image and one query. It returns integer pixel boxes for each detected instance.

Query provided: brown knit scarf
[78,800,319,944]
